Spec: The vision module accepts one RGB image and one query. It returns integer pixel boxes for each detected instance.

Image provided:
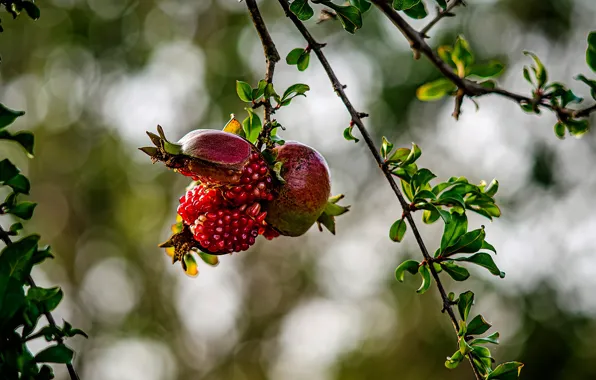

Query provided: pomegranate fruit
[264,141,331,236]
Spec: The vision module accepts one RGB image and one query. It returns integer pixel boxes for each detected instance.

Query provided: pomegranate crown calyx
[139,125,184,162]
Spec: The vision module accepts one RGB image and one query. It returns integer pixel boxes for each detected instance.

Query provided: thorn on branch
[357,112,369,119]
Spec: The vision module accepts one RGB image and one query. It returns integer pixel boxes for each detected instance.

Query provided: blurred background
[1,0,596,379]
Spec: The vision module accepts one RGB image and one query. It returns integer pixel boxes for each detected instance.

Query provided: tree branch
[0,225,80,380]
[275,1,481,379]
[420,0,465,37]
[370,0,596,122]
[245,0,281,150]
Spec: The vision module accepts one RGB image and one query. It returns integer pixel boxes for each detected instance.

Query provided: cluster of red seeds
[176,152,279,254]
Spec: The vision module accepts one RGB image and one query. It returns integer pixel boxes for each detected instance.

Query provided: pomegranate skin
[265,141,331,236]
[178,129,255,184]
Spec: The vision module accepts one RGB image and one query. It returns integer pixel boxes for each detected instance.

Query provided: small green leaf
[389,219,407,242]
[453,252,505,278]
[35,344,74,364]
[286,48,304,65]
[575,74,596,100]
[236,80,253,102]
[381,136,394,160]
[441,261,470,281]
[442,228,485,257]
[467,61,505,78]
[457,290,474,321]
[0,104,25,130]
[0,159,19,182]
[28,286,64,313]
[467,314,492,335]
[0,130,35,157]
[416,78,457,101]
[439,212,468,254]
[386,147,410,164]
[395,259,419,282]
[326,3,363,34]
[413,189,437,202]
[436,188,466,209]
[471,332,500,346]
[434,0,447,9]
[349,0,372,13]
[290,0,315,21]
[392,0,421,11]
[565,119,590,138]
[524,51,547,88]
[452,35,474,69]
[417,264,432,294]
[554,122,565,139]
[7,201,37,220]
[438,46,456,68]
[471,345,492,359]
[281,83,310,105]
[587,31,596,72]
[403,1,427,19]
[297,51,310,71]
[5,174,30,194]
[9,222,23,233]
[484,179,499,197]
[343,126,359,143]
[445,350,464,369]
[459,336,473,355]
[487,362,524,380]
[411,168,436,192]
[400,178,414,202]
[523,66,533,85]
[253,80,267,100]
[401,143,421,166]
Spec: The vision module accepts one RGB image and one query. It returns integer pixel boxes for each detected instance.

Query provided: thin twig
[0,225,80,380]
[371,0,596,121]
[420,0,465,37]
[275,1,481,379]
[245,0,281,150]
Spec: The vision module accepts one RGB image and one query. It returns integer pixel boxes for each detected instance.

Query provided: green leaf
[439,212,468,254]
[395,259,419,282]
[403,1,427,19]
[9,222,23,233]
[0,159,19,182]
[0,130,35,157]
[554,122,565,139]
[471,345,492,359]
[436,188,466,209]
[281,83,310,105]
[236,80,253,102]
[565,118,590,138]
[459,335,473,355]
[442,228,485,257]
[386,147,410,164]
[523,66,533,85]
[28,287,64,313]
[587,31,596,72]
[349,0,372,13]
[413,189,437,202]
[434,0,447,9]
[401,143,421,166]
[7,201,37,220]
[453,252,505,278]
[0,104,25,130]
[411,168,436,192]
[487,362,524,380]
[471,332,500,346]
[297,51,310,71]
[5,174,30,194]
[380,136,394,159]
[35,344,74,364]
[63,321,89,339]
[253,80,267,100]
[524,51,547,88]
[389,219,407,242]
[438,46,456,69]
[452,36,474,69]
[343,126,359,143]
[392,0,421,11]
[21,1,41,20]
[467,61,504,78]
[400,179,414,202]
[467,314,492,335]
[445,350,465,369]
[441,261,470,281]
[290,0,315,21]
[484,178,499,197]
[417,264,432,294]
[324,2,363,34]
[416,78,457,101]
[286,48,304,65]
[575,74,596,100]
[458,291,474,321]
[481,240,496,254]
